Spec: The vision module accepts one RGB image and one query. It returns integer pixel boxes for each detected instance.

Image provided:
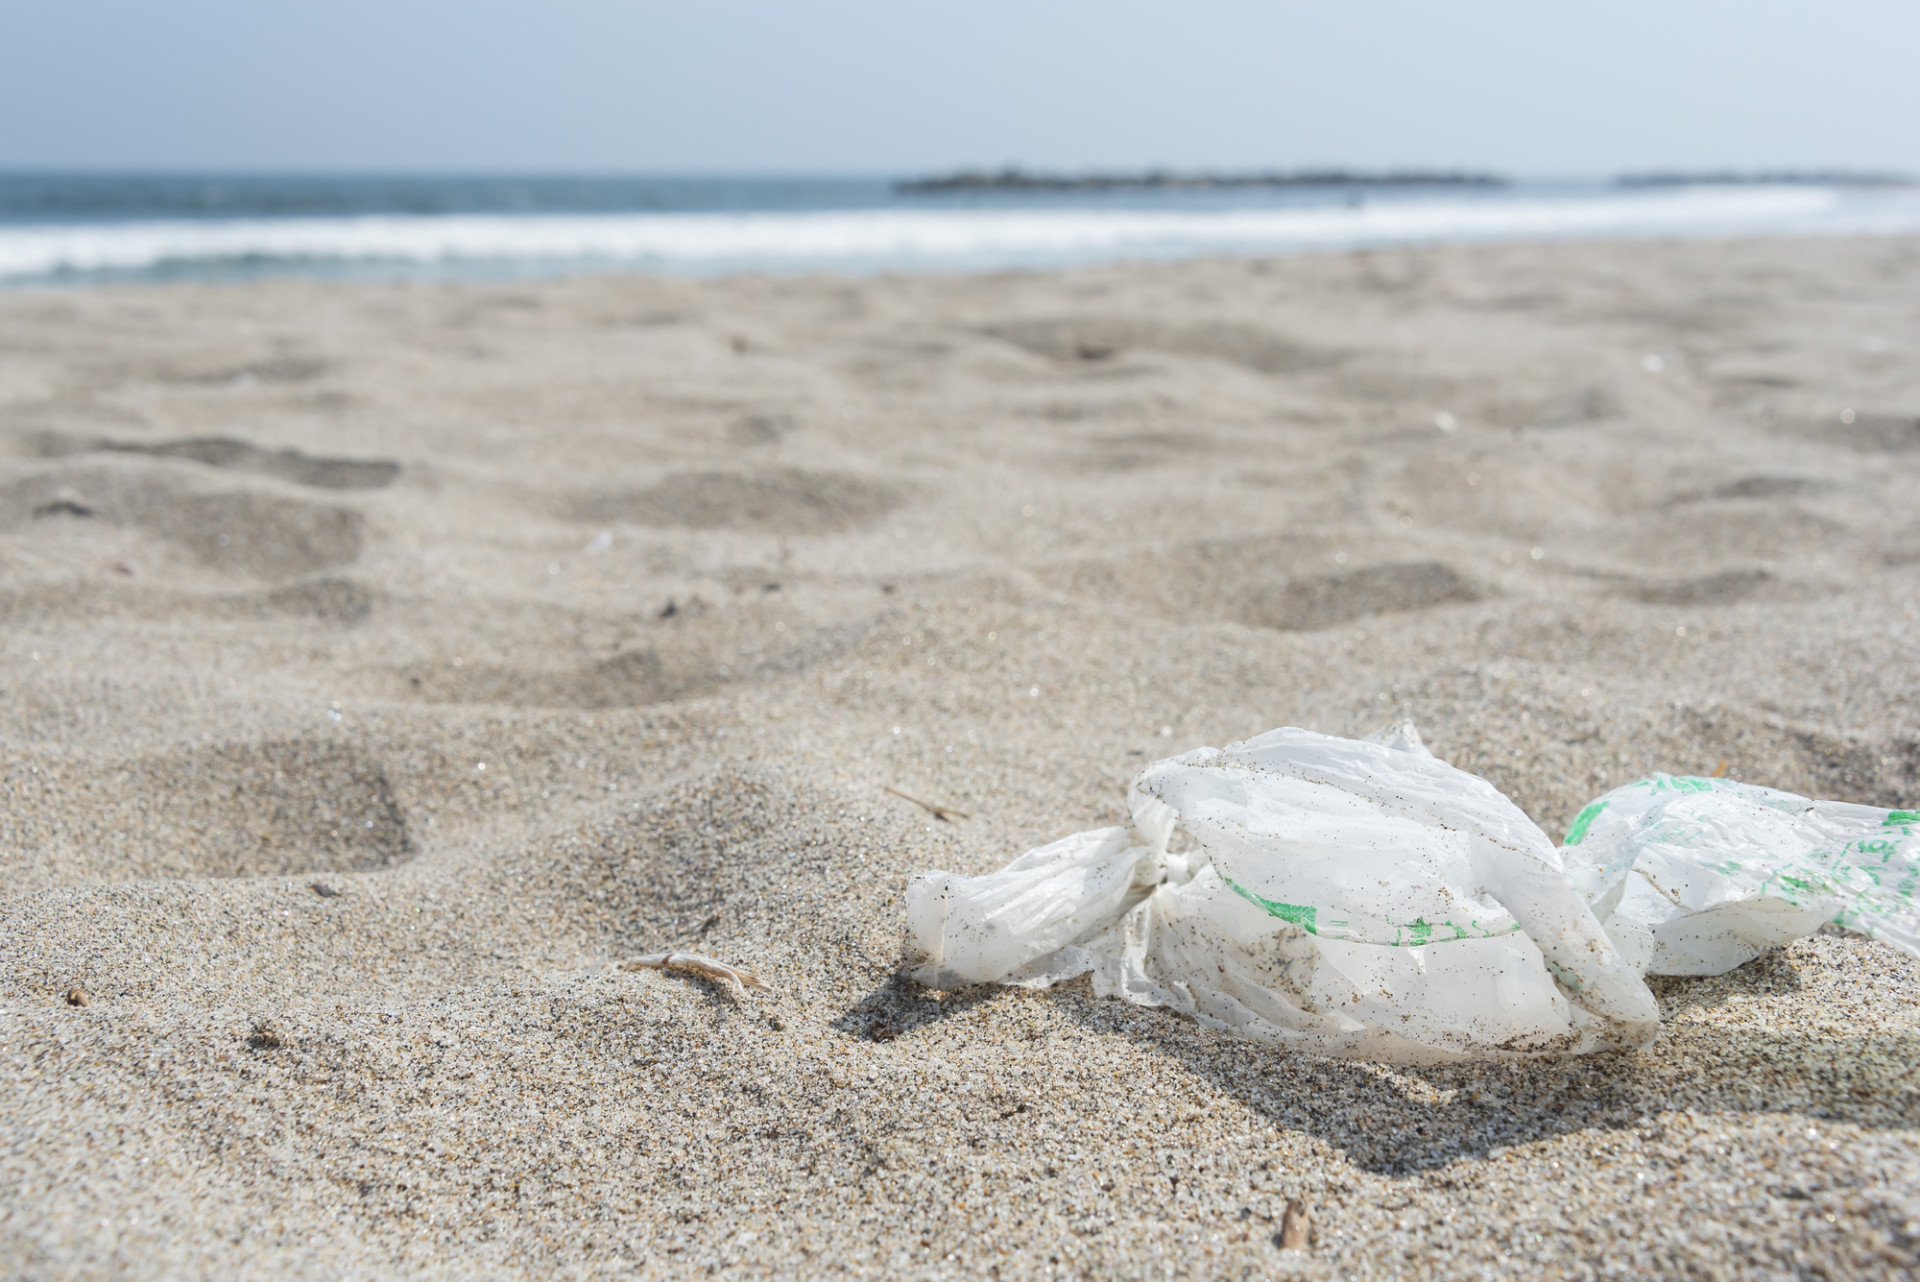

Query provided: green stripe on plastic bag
[1224,876,1318,933]
[1563,800,1607,846]
[1223,876,1521,946]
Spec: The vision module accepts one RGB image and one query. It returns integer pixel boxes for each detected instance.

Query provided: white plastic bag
[904,725,1919,1061]
[1560,774,1920,976]
[904,825,1152,986]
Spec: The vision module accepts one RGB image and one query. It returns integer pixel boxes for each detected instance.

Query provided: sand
[2,235,1919,1279]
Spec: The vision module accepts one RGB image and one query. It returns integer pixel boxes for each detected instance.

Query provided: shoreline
[4,183,1919,287]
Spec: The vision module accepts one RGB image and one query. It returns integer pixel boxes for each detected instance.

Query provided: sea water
[2,173,1917,285]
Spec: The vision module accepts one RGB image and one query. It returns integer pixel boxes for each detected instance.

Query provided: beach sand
[3,235,1919,1278]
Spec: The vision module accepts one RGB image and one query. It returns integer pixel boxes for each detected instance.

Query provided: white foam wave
[0,185,1894,281]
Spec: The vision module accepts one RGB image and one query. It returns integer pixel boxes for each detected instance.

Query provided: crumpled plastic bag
[904,724,1920,1061]
[1561,774,1920,976]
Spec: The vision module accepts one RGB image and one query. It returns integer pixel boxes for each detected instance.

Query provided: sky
[2,1,1916,176]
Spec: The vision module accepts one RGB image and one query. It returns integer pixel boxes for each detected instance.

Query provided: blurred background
[3,0,1918,281]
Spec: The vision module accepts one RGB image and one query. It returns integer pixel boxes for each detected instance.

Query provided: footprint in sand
[1623,568,1779,607]
[1047,538,1485,633]
[396,647,721,710]
[0,463,365,580]
[33,431,400,490]
[1233,561,1485,631]
[985,316,1333,376]
[1,739,413,891]
[564,467,902,537]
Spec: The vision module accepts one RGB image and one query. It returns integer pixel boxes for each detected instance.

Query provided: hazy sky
[4,1,1916,175]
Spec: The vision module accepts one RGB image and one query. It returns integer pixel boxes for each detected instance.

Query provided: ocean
[2,172,1917,285]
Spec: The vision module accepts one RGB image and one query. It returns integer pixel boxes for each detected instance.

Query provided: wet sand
[3,235,1920,1277]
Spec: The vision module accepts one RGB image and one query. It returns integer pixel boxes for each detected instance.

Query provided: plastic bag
[904,725,1918,1061]
[1560,774,1920,976]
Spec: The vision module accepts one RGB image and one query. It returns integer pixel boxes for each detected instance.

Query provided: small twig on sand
[884,785,970,823]
[1279,1198,1312,1250]
[622,951,770,991]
